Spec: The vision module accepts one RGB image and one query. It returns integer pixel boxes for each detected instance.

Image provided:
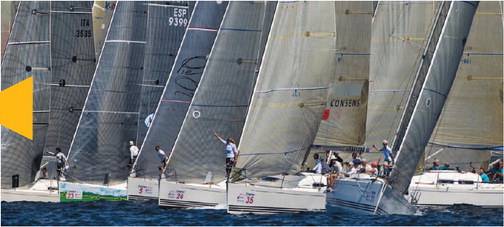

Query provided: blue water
[2,201,502,226]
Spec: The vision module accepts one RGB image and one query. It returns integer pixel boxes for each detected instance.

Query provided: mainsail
[133,1,227,177]
[313,1,373,147]
[1,1,18,57]
[165,1,276,184]
[1,1,51,188]
[136,2,192,146]
[66,1,147,183]
[43,1,96,158]
[424,1,503,169]
[234,2,337,179]
[390,1,478,194]
[365,2,440,148]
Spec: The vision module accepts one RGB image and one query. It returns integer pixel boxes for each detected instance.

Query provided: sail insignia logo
[137,185,153,195]
[168,190,185,200]
[236,192,255,204]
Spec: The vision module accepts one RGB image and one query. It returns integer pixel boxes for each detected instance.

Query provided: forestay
[136,2,192,146]
[365,2,439,148]
[133,1,227,178]
[234,2,338,179]
[66,1,147,183]
[313,1,372,147]
[166,1,276,184]
[390,1,478,194]
[1,2,51,188]
[425,1,503,169]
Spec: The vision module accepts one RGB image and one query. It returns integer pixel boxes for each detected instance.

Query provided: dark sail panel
[1,1,51,188]
[43,1,96,158]
[167,1,276,184]
[136,2,192,146]
[133,1,228,177]
[66,1,147,183]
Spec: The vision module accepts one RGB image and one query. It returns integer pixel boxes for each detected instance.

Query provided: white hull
[227,173,326,214]
[58,181,127,202]
[409,171,504,207]
[328,175,416,215]
[158,180,226,208]
[127,177,159,201]
[1,179,59,202]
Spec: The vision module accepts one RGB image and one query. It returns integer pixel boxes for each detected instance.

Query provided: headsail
[390,1,478,194]
[365,2,440,148]
[133,1,227,178]
[313,1,373,147]
[136,2,192,146]
[165,1,276,184]
[66,1,147,183]
[424,1,503,169]
[233,2,337,179]
[1,2,51,188]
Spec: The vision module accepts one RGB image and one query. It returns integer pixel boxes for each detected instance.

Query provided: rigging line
[187,27,218,32]
[160,99,191,104]
[191,104,249,108]
[137,84,164,88]
[238,148,304,156]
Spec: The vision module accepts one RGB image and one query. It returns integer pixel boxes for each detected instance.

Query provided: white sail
[425,2,503,169]
[234,2,337,179]
[390,1,478,194]
[313,1,373,147]
[365,2,440,148]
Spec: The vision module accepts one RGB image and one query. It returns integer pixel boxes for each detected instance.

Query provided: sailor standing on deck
[55,148,67,180]
[214,132,238,177]
[129,141,139,166]
[155,145,168,175]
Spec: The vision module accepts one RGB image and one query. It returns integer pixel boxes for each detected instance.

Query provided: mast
[1,2,51,188]
[389,1,479,194]
[66,1,147,183]
[132,1,227,178]
[165,1,276,184]
[233,2,338,179]
[135,2,192,147]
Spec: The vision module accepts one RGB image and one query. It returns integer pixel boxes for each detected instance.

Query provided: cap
[382,140,388,145]
[129,141,134,145]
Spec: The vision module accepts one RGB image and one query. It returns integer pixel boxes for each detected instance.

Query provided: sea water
[2,201,502,225]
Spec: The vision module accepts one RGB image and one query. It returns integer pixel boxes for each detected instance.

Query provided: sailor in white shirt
[214,132,238,177]
[155,145,168,173]
[312,153,322,174]
[129,141,139,166]
[144,113,154,128]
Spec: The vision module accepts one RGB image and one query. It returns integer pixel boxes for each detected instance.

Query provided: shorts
[226,158,235,167]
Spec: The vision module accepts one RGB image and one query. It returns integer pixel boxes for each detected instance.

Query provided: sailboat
[329,1,479,215]
[157,1,275,209]
[1,2,96,202]
[128,1,227,201]
[227,1,339,214]
[60,1,147,202]
[408,1,504,207]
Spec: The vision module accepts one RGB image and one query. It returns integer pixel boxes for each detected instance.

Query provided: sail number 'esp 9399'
[169,7,188,27]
